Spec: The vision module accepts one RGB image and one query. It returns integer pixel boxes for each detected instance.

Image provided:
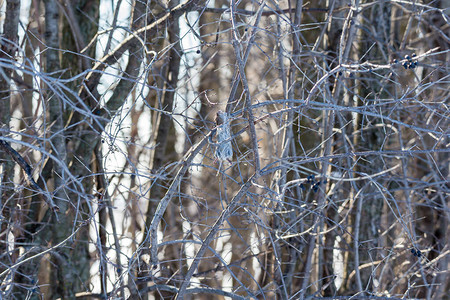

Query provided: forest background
[0,0,449,299]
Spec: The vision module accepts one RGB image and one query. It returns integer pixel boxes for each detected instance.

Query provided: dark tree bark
[0,0,21,296]
[0,0,20,207]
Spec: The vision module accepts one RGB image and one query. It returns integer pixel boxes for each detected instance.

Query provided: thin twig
[0,139,59,213]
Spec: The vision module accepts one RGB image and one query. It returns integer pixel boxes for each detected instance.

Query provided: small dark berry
[300,183,305,190]
[196,49,201,54]
[409,64,415,69]
[245,28,248,31]
[350,20,355,25]
[339,71,343,76]
[312,182,320,192]
[412,53,416,57]
[403,62,408,69]
[416,250,422,257]
[394,59,398,63]
[349,72,354,78]
[323,179,328,184]
[405,55,410,60]
[411,248,416,254]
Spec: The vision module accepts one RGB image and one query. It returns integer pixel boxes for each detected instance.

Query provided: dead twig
[0,139,59,213]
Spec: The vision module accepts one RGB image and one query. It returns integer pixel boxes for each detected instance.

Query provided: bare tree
[0,0,448,299]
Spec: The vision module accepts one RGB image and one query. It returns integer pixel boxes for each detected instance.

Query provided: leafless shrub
[0,0,448,299]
